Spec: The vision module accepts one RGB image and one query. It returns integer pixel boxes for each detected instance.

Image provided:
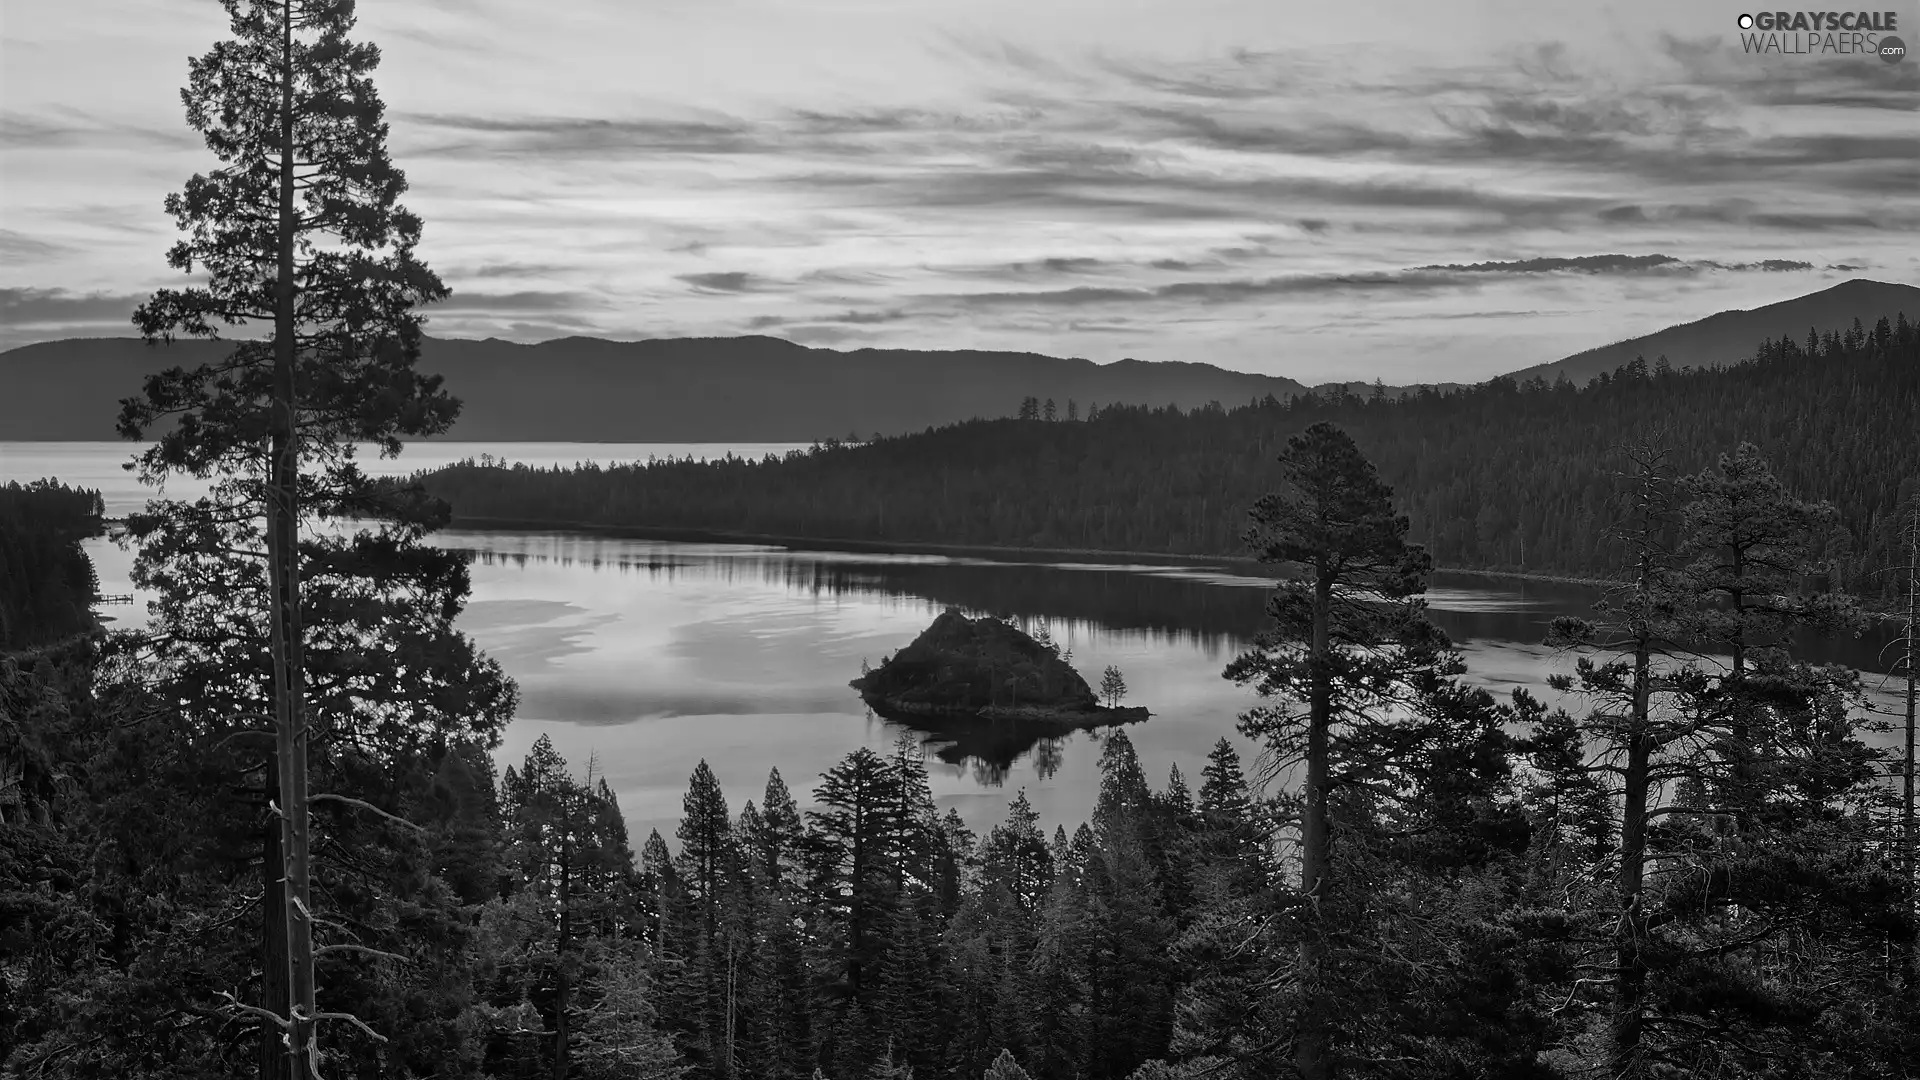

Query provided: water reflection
[68,520,1915,846]
[446,533,1901,675]
[861,701,1141,786]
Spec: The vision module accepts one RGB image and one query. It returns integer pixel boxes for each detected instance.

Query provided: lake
[3,441,1910,845]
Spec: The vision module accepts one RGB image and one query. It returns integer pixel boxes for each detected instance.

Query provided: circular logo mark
[1737,13,1754,29]
[1881,35,1908,62]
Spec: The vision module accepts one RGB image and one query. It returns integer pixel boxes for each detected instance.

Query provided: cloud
[1659,34,1920,112]
[0,229,73,260]
[0,286,145,325]
[930,270,1480,311]
[746,308,911,329]
[434,289,593,314]
[677,271,766,293]
[461,261,577,279]
[1414,254,1683,274]
[0,107,199,152]
[401,112,761,158]
[0,287,152,351]
[922,253,1834,313]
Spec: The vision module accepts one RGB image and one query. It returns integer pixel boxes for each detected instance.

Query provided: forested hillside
[0,481,104,650]
[420,313,1920,599]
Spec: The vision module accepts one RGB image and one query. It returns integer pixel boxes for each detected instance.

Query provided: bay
[2,440,1909,846]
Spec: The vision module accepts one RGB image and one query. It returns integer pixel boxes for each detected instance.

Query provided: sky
[3,0,1917,383]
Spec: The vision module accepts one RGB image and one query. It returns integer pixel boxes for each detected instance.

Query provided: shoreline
[437,513,1619,588]
[857,692,1153,728]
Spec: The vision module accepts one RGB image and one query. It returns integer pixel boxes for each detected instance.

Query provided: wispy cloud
[1,286,143,325]
[677,272,768,293]
[6,1,1916,381]
[0,229,73,260]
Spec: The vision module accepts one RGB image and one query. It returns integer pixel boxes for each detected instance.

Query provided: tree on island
[120,0,460,1073]
[1043,398,1057,422]
[1100,665,1127,709]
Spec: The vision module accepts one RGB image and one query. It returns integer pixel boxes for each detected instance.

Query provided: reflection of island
[852,608,1147,780]
[866,699,1111,785]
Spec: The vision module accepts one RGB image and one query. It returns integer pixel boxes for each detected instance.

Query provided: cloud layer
[3,0,1915,378]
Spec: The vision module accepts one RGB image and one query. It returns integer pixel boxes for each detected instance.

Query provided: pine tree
[123,1,458,1072]
[1196,740,1249,821]
[807,748,903,1004]
[501,738,640,1079]
[760,767,807,895]
[572,940,688,1080]
[675,761,734,944]
[1091,730,1151,840]
[1099,665,1127,709]
[1541,441,1900,1076]
[981,790,1053,915]
[1221,421,1453,1080]
[981,1048,1031,1080]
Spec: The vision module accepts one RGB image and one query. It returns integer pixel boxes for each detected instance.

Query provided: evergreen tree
[982,1048,1032,1080]
[676,761,734,943]
[1541,441,1907,1077]
[1091,730,1152,840]
[807,748,904,1006]
[981,790,1053,915]
[500,737,640,1079]
[122,0,458,1070]
[1221,421,1449,1080]
[760,767,807,894]
[572,939,688,1080]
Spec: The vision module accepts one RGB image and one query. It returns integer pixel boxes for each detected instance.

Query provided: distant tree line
[418,314,1920,599]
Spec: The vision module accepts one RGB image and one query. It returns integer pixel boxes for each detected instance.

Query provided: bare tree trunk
[1295,562,1333,1080]
[269,2,316,1074]
[554,833,571,1080]
[1904,507,1917,993]
[1609,450,1664,1080]
[259,759,291,1080]
[1609,646,1653,1080]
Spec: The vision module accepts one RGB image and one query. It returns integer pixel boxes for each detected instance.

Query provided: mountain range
[2,278,1915,442]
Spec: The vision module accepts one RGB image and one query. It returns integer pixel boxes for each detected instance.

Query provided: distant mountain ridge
[1499,278,1920,387]
[3,278,1915,441]
[0,335,1309,442]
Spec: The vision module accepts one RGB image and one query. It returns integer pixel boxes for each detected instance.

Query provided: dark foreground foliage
[6,442,1916,1079]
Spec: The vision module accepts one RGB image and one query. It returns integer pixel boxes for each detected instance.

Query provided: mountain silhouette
[1499,278,1920,387]
[0,335,1307,442]
[3,279,1915,441]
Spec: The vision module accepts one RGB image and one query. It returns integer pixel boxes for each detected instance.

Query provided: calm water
[3,441,1909,845]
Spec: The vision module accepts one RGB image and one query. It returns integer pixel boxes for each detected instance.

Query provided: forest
[418,317,1920,601]
[8,424,1920,1078]
[0,481,105,651]
[5,2,1918,1079]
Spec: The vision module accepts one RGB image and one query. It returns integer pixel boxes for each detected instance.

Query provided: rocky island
[850,607,1150,725]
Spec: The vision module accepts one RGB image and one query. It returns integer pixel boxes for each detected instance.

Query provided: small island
[851,607,1150,724]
